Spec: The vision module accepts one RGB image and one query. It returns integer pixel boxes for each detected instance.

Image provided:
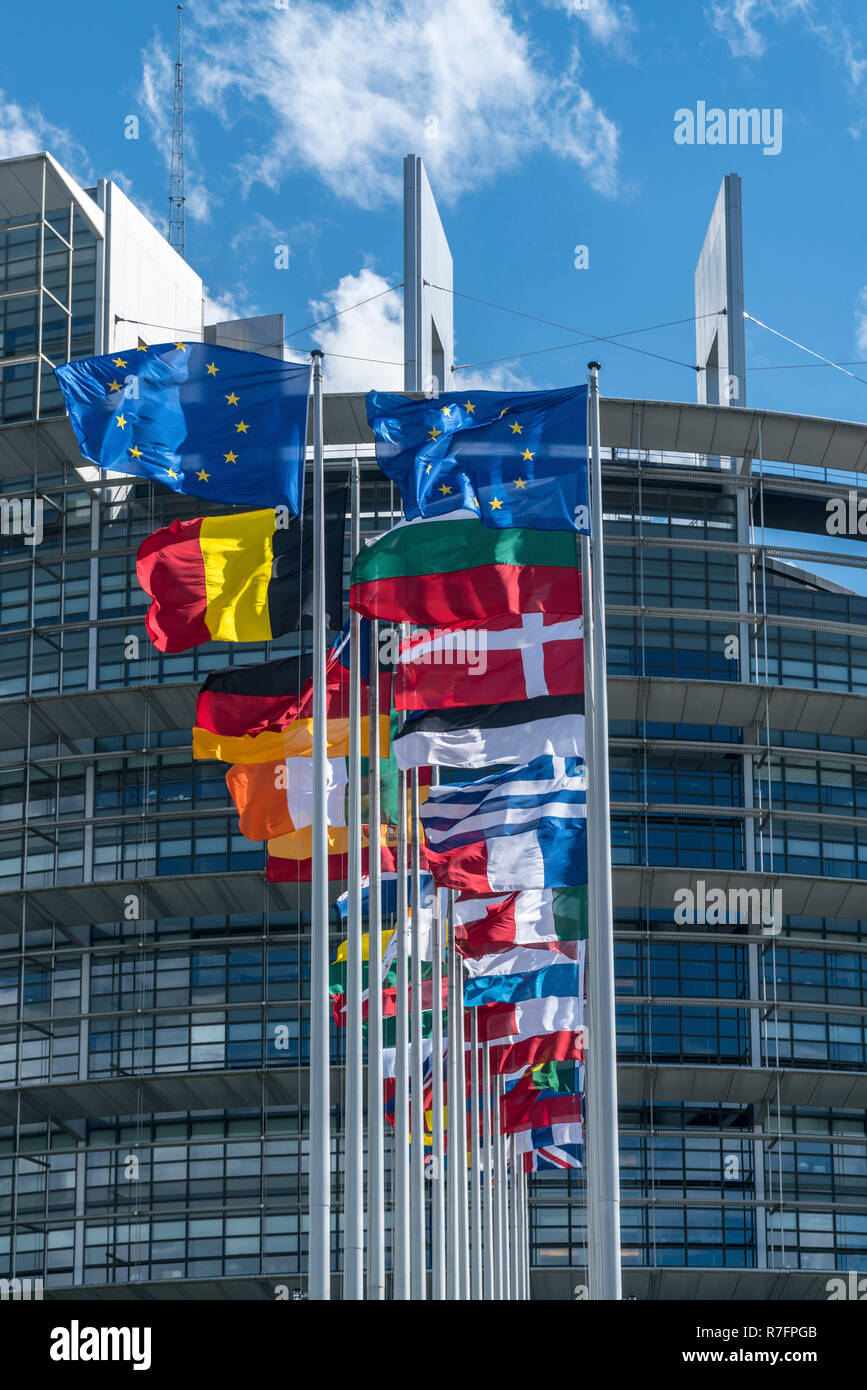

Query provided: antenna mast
[169,4,185,258]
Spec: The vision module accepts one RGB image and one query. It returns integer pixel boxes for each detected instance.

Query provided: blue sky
[3,0,867,589]
[3,0,867,413]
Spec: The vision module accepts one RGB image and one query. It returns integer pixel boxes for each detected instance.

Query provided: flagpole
[581,388,601,1301]
[307,349,331,1302]
[469,1005,482,1300]
[430,800,446,1299]
[500,1089,511,1300]
[453,917,470,1299]
[508,1142,518,1300]
[519,1161,529,1300]
[367,618,386,1300]
[514,1158,524,1300]
[585,361,621,1301]
[393,751,410,1299]
[482,1040,495,1300]
[524,1164,532,1299]
[445,891,456,1300]
[343,456,363,1301]
[492,1073,505,1300]
[409,767,427,1298]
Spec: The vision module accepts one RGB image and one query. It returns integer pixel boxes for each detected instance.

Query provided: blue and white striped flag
[420,755,588,893]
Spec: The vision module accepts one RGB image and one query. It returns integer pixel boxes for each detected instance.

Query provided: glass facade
[0,174,865,1291]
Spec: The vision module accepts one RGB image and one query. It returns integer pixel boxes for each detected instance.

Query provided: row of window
[3,1002,867,1088]
[5,940,865,1023]
[6,749,867,830]
[6,1204,865,1283]
[4,814,867,887]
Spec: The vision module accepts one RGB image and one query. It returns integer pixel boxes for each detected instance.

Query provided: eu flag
[55,343,310,513]
[366,385,589,533]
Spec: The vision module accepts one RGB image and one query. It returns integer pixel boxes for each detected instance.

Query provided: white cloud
[203,285,258,324]
[710,0,866,91]
[307,265,547,392]
[854,287,867,356]
[710,0,773,58]
[140,36,214,223]
[0,90,90,177]
[307,267,404,392]
[710,0,816,59]
[553,0,637,57]
[454,361,538,391]
[187,0,621,207]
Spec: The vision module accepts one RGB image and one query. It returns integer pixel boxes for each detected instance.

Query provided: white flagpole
[430,831,446,1297]
[366,619,385,1300]
[500,1085,511,1300]
[308,349,330,1301]
[492,1072,505,1300]
[519,1162,530,1300]
[446,902,460,1300]
[482,1040,495,1300]
[469,1004,482,1300]
[508,1142,518,1300]
[581,386,600,1300]
[393,753,410,1299]
[409,767,427,1298]
[453,922,470,1299]
[343,457,363,1301]
[585,362,621,1301]
[514,1158,524,1300]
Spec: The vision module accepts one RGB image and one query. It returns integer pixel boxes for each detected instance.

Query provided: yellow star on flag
[425,463,433,474]
[441,405,452,417]
[499,407,509,417]
[174,343,187,352]
[206,362,219,376]
[116,414,127,430]
[490,497,503,510]
[135,345,148,351]
[428,425,442,440]
[225,392,240,405]
[167,468,180,479]
[438,484,452,495]
[521,448,535,461]
[235,420,249,434]
[112,357,127,368]
[224,451,238,464]
[196,469,210,481]
[509,421,523,434]
[107,379,122,393]
[463,400,475,414]
[514,477,527,489]
[129,445,143,460]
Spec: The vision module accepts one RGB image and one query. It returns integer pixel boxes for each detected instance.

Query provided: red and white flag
[395,610,583,710]
[471,996,585,1075]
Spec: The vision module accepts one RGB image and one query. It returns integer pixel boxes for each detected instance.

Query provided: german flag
[192,647,391,764]
[136,486,346,652]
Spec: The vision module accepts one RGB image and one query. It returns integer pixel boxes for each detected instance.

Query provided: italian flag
[350,510,581,626]
[455,887,588,960]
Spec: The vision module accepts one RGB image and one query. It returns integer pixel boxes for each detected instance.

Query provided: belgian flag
[136,486,346,652]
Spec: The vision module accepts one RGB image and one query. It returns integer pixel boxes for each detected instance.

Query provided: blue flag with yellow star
[55,343,311,512]
[366,385,589,533]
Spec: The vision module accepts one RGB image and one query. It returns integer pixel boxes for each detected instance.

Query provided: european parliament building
[1,153,865,1301]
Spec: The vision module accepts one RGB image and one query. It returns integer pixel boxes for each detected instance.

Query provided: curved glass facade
[2,390,867,1297]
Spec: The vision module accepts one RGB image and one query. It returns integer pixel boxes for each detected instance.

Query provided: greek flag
[420,755,588,893]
